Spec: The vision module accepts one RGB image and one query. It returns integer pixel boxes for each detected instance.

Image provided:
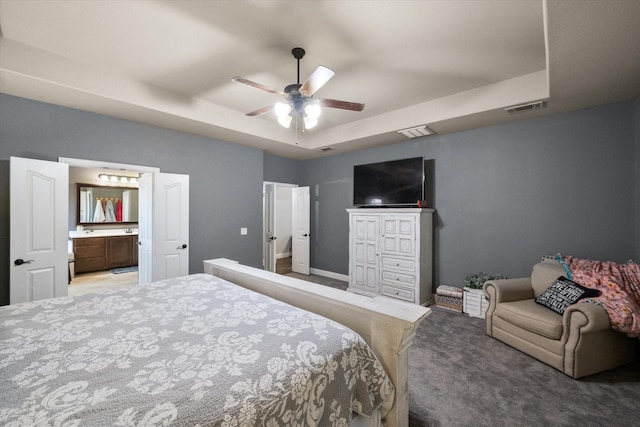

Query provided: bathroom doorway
[66,160,154,294]
[263,182,310,276]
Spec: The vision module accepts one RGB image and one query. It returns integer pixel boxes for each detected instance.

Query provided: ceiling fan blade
[232,77,284,96]
[299,66,335,96]
[246,105,274,117]
[318,98,365,112]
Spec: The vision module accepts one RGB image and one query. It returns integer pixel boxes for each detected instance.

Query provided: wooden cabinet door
[106,236,134,268]
[131,235,139,266]
[380,215,416,256]
[350,215,379,295]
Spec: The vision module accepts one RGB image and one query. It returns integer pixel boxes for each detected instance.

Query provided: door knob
[176,244,187,250]
[303,233,310,237]
[269,236,277,241]
[14,259,34,266]
[137,241,142,246]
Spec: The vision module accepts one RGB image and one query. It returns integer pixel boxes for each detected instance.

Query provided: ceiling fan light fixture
[277,114,292,128]
[275,102,291,117]
[234,47,363,131]
[304,102,321,120]
[275,102,293,128]
[303,117,318,129]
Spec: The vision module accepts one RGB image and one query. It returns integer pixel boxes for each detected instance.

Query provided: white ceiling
[1,0,639,159]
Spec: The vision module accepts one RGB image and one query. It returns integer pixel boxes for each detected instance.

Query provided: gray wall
[2,93,638,305]
[264,152,303,184]
[0,94,264,306]
[302,100,638,287]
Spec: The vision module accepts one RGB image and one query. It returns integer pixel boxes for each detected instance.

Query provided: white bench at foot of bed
[204,258,431,427]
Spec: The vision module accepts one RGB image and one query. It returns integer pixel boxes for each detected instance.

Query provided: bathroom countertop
[69,229,138,239]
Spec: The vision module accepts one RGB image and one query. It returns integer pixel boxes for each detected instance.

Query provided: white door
[154,173,189,281]
[263,183,276,272]
[138,173,189,283]
[138,173,153,284]
[10,157,68,303]
[292,186,310,275]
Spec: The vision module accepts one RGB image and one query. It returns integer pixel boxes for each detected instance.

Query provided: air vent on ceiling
[397,125,435,139]
[316,147,335,153]
[504,100,546,114]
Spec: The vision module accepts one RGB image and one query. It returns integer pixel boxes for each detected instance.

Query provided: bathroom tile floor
[69,270,139,296]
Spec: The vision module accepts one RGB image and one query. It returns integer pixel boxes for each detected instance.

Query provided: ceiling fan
[232,47,364,130]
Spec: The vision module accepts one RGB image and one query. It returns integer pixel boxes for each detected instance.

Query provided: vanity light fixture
[98,173,139,184]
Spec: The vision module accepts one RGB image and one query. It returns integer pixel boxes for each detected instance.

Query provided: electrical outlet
[240,227,247,235]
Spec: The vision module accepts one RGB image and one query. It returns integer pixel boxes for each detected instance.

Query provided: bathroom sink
[69,229,138,238]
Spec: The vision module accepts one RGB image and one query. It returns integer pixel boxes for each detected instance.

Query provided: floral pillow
[535,276,600,315]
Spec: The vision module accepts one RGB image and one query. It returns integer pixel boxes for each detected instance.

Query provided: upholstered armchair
[483,259,637,378]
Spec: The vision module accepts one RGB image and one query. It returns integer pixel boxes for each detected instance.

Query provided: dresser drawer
[381,256,415,272]
[381,284,415,303]
[381,269,416,288]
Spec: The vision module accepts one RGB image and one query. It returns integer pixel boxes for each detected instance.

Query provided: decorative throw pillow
[535,276,600,315]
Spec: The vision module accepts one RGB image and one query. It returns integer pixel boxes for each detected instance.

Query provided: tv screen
[353,157,424,207]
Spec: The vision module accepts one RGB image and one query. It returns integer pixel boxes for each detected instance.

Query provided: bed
[1,259,430,427]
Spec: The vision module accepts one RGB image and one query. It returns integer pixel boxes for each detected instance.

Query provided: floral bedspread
[562,256,640,338]
[0,274,393,426]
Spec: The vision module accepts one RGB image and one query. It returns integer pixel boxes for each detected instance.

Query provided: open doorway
[67,165,141,295]
[263,182,310,276]
[61,157,159,295]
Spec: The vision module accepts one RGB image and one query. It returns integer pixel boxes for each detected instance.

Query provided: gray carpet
[409,308,640,426]
[285,272,640,426]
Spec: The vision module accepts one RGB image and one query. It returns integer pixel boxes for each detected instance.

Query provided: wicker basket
[435,294,463,312]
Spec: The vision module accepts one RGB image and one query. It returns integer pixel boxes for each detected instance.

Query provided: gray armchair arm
[483,277,534,303]
[483,277,533,336]
[562,301,620,377]
[563,301,611,334]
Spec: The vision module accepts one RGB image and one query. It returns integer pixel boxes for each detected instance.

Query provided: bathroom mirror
[76,183,139,225]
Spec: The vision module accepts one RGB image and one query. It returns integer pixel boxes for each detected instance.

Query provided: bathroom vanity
[71,182,140,274]
[71,230,138,274]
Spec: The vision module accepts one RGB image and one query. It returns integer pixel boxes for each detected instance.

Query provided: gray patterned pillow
[535,276,600,314]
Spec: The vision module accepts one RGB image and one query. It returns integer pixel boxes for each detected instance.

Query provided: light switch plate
[240,227,248,235]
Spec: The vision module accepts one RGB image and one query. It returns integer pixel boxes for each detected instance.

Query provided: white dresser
[347,208,434,305]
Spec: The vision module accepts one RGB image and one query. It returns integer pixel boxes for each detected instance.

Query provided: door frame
[59,157,159,174]
[263,181,308,274]
[263,183,277,273]
[60,157,160,282]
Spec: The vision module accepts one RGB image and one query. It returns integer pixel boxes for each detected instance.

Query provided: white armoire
[347,208,434,305]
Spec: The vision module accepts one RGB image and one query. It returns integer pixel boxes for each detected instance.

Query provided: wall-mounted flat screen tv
[353,157,424,207]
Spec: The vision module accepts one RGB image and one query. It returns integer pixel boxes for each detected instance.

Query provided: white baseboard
[276,252,291,259]
[309,267,349,282]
